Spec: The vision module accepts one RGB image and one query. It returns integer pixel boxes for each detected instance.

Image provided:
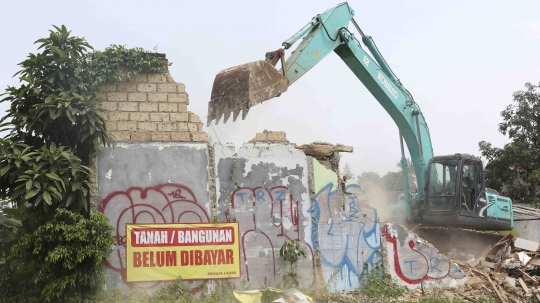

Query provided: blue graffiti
[429,257,441,273]
[274,189,287,201]
[309,182,381,292]
[403,260,417,274]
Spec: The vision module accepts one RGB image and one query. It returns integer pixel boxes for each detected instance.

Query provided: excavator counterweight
[207,60,288,126]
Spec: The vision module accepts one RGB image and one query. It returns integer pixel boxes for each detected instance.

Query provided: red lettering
[189,250,194,266]
[203,250,212,265]
[226,249,234,264]
[149,251,156,267]
[211,249,218,264]
[156,251,165,267]
[217,249,225,265]
[195,250,203,265]
[133,252,142,267]
[166,251,177,266]
[143,251,149,267]
[181,251,189,266]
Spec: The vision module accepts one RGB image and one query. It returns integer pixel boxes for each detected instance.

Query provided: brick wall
[99,67,208,143]
[249,129,289,143]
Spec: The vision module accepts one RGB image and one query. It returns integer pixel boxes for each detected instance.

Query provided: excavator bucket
[207,60,289,126]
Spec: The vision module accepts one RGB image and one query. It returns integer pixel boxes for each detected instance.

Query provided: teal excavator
[207,2,513,231]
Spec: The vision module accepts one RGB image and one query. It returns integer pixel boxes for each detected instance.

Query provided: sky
[1,0,540,177]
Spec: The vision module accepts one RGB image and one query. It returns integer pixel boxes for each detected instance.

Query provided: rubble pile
[452,236,540,302]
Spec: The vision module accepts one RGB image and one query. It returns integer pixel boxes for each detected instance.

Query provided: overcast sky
[1,0,539,177]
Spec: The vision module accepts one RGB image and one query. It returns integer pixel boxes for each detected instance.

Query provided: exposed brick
[117,82,138,92]
[131,132,151,142]
[99,102,117,111]
[138,83,157,93]
[189,112,201,123]
[176,83,186,93]
[267,131,287,141]
[98,93,107,102]
[107,92,127,101]
[169,113,189,122]
[150,113,170,122]
[178,104,187,112]
[191,132,208,142]
[117,121,138,131]
[137,122,158,131]
[129,74,148,82]
[108,112,129,121]
[166,73,175,82]
[176,122,189,131]
[148,74,167,82]
[99,83,116,92]
[158,122,175,131]
[118,102,138,112]
[151,132,171,142]
[170,132,190,141]
[148,93,168,102]
[105,121,116,131]
[128,93,147,101]
[168,93,187,103]
[130,112,149,121]
[111,131,130,141]
[159,103,177,112]
[139,103,159,112]
[254,132,267,141]
[187,123,201,132]
[158,83,177,93]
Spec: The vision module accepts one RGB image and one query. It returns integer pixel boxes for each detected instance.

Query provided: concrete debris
[294,141,353,172]
[451,236,540,302]
[395,235,540,302]
[514,237,540,252]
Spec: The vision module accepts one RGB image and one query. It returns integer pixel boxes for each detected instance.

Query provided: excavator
[206,2,513,234]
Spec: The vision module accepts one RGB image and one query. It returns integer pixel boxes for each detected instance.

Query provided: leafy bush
[11,208,114,302]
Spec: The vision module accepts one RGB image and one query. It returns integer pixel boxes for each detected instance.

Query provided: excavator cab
[422,154,513,230]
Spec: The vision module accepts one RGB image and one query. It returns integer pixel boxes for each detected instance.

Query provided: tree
[479,82,540,206]
[0,26,167,301]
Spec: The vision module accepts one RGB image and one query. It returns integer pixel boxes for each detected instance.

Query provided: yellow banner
[126,223,240,282]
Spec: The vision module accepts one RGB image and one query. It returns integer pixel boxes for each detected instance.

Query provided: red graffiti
[383,224,466,286]
[225,186,315,288]
[100,183,210,292]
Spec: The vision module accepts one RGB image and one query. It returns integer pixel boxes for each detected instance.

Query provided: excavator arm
[207,2,433,215]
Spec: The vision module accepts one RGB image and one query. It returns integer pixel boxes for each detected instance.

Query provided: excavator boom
[206,2,513,231]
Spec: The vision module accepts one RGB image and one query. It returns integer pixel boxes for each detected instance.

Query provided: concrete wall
[213,138,315,289]
[98,143,211,292]
[383,223,467,289]
[95,62,462,294]
[311,159,381,292]
[515,220,540,242]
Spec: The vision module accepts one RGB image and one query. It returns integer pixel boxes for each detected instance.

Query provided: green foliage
[260,287,280,303]
[11,208,114,302]
[151,277,236,303]
[89,44,169,85]
[0,25,111,157]
[279,239,307,267]
[0,140,93,214]
[279,239,307,288]
[479,82,540,206]
[0,24,170,303]
[358,268,406,303]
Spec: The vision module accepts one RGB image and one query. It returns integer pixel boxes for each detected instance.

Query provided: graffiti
[310,182,381,292]
[100,183,210,291]
[223,186,315,288]
[383,223,467,288]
